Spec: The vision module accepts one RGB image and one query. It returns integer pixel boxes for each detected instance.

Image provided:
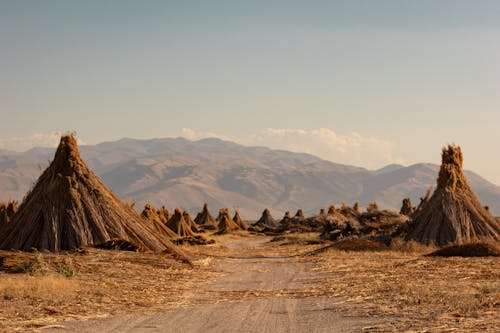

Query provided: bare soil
[1,233,499,332]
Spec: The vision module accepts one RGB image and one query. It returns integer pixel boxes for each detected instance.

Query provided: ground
[0,233,499,332]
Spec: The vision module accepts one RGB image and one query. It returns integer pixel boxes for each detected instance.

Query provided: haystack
[166,208,195,237]
[280,211,293,224]
[157,206,171,224]
[294,209,305,220]
[0,135,182,253]
[194,203,218,228]
[140,204,178,239]
[253,208,278,228]
[183,210,200,233]
[399,198,414,216]
[327,205,337,215]
[404,145,500,246]
[0,201,17,225]
[232,210,248,230]
[216,209,240,234]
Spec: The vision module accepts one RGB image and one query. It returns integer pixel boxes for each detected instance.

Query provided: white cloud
[180,128,233,142]
[181,127,401,169]
[0,132,86,152]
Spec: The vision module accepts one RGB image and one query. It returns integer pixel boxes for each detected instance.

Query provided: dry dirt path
[45,236,383,333]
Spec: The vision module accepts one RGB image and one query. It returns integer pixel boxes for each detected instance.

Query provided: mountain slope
[0,137,498,218]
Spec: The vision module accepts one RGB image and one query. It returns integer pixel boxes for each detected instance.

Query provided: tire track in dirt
[44,237,384,332]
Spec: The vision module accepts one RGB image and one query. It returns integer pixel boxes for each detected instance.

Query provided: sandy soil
[42,236,383,333]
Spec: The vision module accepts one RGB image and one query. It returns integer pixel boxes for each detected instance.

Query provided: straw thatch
[294,209,305,219]
[399,198,414,216]
[0,201,17,225]
[216,208,240,234]
[140,204,178,239]
[183,210,200,233]
[253,208,278,228]
[232,210,248,230]
[194,203,218,228]
[404,145,500,246]
[156,206,171,224]
[166,208,195,237]
[280,211,293,224]
[0,135,182,254]
[327,205,337,215]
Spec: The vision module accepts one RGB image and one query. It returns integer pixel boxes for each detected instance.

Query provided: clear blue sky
[1,1,499,183]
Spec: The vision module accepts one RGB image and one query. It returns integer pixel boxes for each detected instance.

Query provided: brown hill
[0,135,182,254]
[404,145,500,246]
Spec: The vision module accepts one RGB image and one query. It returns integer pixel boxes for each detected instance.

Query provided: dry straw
[0,134,183,255]
[404,145,500,245]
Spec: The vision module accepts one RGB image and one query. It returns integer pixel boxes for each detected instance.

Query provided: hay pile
[156,206,171,224]
[404,145,500,246]
[399,198,414,216]
[194,203,218,230]
[253,208,278,228]
[0,201,17,225]
[216,208,240,234]
[140,204,178,239]
[183,210,200,233]
[0,135,182,254]
[166,208,196,237]
[427,241,500,257]
[232,210,248,230]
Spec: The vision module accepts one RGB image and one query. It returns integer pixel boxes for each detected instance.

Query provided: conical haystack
[141,204,178,239]
[216,208,240,234]
[232,210,248,230]
[294,209,305,220]
[0,201,17,225]
[0,135,182,253]
[253,208,278,228]
[399,198,414,216]
[156,206,171,224]
[405,145,500,246]
[194,203,218,228]
[183,210,200,233]
[166,208,195,237]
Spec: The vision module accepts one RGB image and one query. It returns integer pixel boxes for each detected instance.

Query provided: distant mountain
[0,137,499,219]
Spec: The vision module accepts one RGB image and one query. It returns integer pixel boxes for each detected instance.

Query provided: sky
[0,1,499,184]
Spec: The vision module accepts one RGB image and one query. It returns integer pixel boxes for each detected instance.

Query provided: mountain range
[1,137,499,219]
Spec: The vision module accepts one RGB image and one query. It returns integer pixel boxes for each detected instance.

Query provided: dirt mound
[95,239,146,252]
[253,208,278,228]
[0,134,183,255]
[216,208,241,234]
[403,145,500,246]
[166,208,196,237]
[232,210,248,230]
[194,203,218,229]
[427,241,500,257]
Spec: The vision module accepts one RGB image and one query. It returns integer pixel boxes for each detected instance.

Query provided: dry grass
[310,248,500,332]
[0,275,78,301]
[0,248,215,332]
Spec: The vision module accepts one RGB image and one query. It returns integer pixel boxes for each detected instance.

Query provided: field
[0,233,499,332]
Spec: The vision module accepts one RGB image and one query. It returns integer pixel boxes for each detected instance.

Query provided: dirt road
[44,236,383,332]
